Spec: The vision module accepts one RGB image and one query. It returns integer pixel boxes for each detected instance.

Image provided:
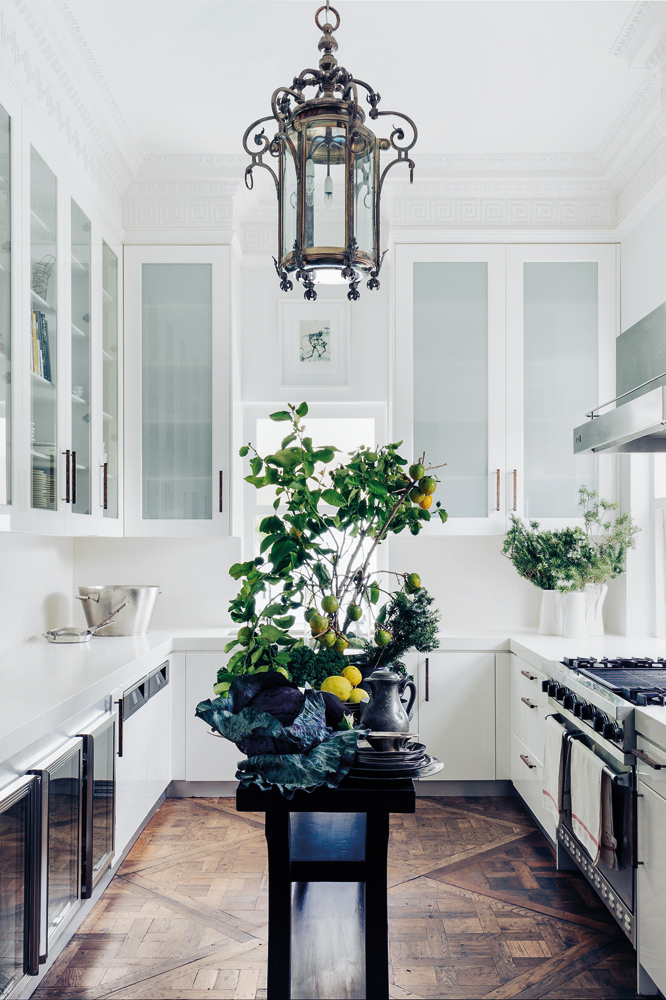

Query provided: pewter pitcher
[360,666,416,733]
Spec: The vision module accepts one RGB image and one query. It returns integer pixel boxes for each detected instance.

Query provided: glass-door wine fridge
[29,738,83,962]
[0,775,40,999]
[79,713,116,898]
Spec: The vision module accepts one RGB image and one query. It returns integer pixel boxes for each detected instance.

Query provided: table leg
[265,811,291,1000]
[365,811,390,1000]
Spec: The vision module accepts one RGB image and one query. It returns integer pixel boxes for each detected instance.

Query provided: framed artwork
[279,299,349,387]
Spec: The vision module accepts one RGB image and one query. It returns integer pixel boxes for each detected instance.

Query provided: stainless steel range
[540,654,666,947]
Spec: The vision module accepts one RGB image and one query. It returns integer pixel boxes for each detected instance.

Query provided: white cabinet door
[115,697,150,859]
[185,653,243,782]
[146,681,172,810]
[418,652,496,780]
[124,246,230,537]
[505,244,617,524]
[395,244,507,535]
[637,780,666,996]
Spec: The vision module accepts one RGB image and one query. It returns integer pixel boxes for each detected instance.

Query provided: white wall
[621,196,666,331]
[0,534,73,649]
[72,536,241,629]
[241,265,390,402]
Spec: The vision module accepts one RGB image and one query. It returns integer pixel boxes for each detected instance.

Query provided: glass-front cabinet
[70,200,92,517]
[395,243,617,533]
[123,245,230,536]
[0,104,11,516]
[29,147,58,518]
[102,242,120,522]
[395,245,507,534]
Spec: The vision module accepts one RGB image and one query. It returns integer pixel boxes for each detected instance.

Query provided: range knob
[563,692,576,711]
[547,682,558,698]
[593,712,605,733]
[613,726,624,743]
[556,686,566,702]
[542,679,550,694]
[580,703,593,720]
[602,721,617,740]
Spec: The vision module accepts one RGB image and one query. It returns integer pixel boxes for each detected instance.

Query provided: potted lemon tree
[196,402,446,794]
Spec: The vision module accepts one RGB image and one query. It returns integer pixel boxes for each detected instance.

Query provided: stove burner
[562,655,666,705]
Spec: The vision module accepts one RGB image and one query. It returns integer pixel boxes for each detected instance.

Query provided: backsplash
[616,301,666,404]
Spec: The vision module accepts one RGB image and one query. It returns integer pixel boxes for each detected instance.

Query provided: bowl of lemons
[320,665,369,716]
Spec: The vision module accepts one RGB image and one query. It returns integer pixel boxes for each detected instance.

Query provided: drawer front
[635,735,666,798]
[511,658,548,706]
[511,681,549,763]
[510,732,556,842]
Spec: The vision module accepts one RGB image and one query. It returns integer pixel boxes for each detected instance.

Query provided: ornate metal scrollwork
[243,3,416,300]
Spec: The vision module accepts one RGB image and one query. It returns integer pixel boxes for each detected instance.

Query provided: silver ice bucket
[76,585,160,636]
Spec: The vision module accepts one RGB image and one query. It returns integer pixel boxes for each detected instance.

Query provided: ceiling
[54,0,646,162]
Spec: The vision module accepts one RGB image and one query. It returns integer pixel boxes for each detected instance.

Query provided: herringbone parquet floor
[33,795,643,1000]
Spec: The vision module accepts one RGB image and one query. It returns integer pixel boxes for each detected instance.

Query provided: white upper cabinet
[123,246,231,537]
[395,244,506,534]
[395,243,617,534]
[505,245,616,525]
[0,101,15,531]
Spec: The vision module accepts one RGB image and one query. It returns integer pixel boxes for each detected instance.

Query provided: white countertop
[2,625,666,765]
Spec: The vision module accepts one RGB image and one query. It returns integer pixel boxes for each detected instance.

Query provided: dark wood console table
[236,778,416,1000]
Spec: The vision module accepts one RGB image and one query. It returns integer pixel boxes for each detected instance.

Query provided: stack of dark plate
[349,734,443,780]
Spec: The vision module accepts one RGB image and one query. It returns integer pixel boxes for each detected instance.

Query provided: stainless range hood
[574,376,666,453]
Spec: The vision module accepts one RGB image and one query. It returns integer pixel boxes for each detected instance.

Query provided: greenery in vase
[350,587,440,673]
[502,486,639,593]
[214,402,446,695]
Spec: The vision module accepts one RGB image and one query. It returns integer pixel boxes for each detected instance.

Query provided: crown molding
[611,2,661,59]
[4,0,134,205]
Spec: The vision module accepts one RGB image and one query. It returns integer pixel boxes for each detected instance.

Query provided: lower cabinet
[418,652,496,780]
[115,671,172,858]
[636,737,666,997]
[185,653,244,782]
[510,655,555,840]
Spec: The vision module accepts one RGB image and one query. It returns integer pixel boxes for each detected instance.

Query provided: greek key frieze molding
[3,1,133,201]
[390,194,617,229]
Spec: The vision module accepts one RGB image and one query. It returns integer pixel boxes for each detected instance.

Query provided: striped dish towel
[542,716,566,825]
[570,739,605,865]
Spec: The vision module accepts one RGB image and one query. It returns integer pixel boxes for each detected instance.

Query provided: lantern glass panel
[303,124,346,250]
[281,133,298,259]
[354,140,376,257]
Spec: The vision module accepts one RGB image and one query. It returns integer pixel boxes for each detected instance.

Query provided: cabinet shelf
[31,371,56,393]
[31,448,54,462]
[72,394,88,404]
[102,349,115,361]
[30,289,55,312]
[30,208,55,240]
[70,252,89,273]
[71,323,88,340]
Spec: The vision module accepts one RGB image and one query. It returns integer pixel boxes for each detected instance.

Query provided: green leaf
[367,481,388,496]
[226,650,246,672]
[223,639,239,653]
[238,445,249,457]
[322,489,345,507]
[369,581,380,604]
[250,456,263,476]
[281,433,296,449]
[376,603,387,625]
[269,410,292,422]
[296,402,309,417]
[438,508,449,524]
[314,447,335,463]
[345,636,366,649]
[273,615,296,629]
[259,624,286,642]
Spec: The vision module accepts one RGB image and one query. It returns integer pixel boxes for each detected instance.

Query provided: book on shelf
[31,309,52,382]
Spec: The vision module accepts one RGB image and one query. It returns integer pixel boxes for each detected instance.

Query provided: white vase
[561,591,594,638]
[538,590,563,635]
[584,582,608,637]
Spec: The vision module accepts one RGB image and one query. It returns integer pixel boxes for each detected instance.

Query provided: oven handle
[632,747,663,770]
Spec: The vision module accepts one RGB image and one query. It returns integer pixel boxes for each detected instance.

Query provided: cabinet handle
[425,657,430,702]
[520,753,536,769]
[632,747,663,770]
[219,470,223,513]
[521,669,537,681]
[521,696,538,709]
[513,469,518,511]
[62,450,71,503]
[495,469,500,511]
[102,463,108,510]
[115,699,124,758]
[71,451,77,505]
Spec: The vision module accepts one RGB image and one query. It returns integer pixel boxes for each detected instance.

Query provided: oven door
[552,713,636,942]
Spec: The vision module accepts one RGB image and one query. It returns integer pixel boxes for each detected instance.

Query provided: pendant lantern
[243,4,417,301]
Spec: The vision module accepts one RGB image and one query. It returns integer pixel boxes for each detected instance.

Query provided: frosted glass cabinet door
[70,200,92,517]
[506,246,616,522]
[101,242,119,521]
[0,104,11,511]
[124,246,230,536]
[395,245,506,534]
